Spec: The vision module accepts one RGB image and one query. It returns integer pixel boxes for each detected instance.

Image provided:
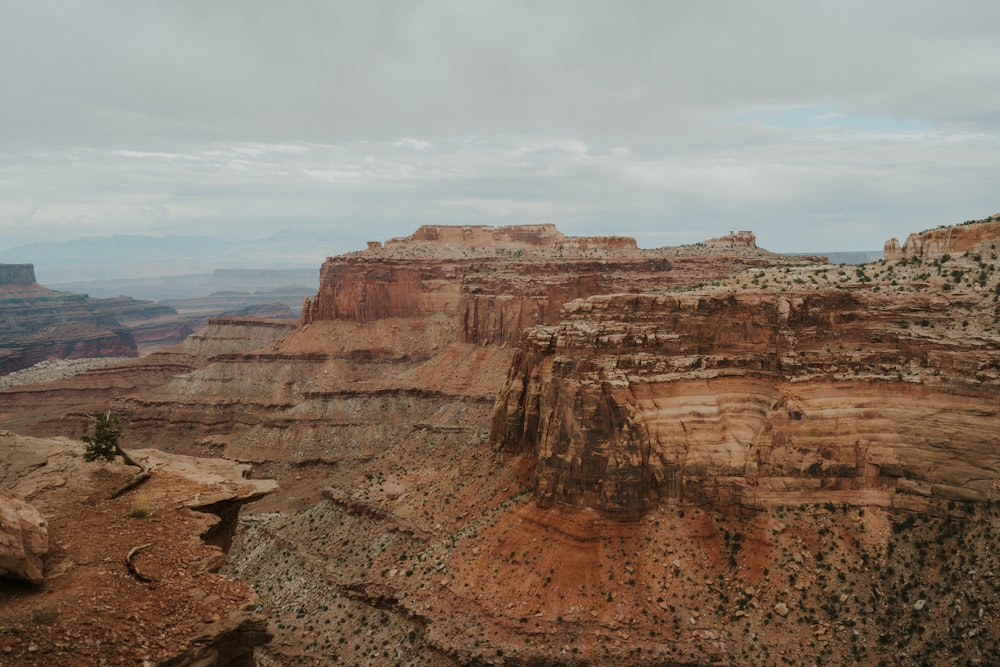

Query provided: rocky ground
[0,433,275,666]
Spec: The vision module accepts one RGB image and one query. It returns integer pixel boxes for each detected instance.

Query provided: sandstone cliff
[0,265,300,373]
[884,212,1000,260]
[303,225,785,346]
[0,264,153,374]
[705,230,757,248]
[0,273,140,375]
[0,265,44,292]
[492,288,1000,515]
[384,223,637,252]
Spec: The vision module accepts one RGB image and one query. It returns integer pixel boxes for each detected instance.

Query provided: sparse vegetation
[81,410,126,463]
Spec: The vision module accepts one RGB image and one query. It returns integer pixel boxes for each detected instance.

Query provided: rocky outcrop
[0,264,39,290]
[883,236,902,261]
[0,489,48,583]
[705,230,757,248]
[0,432,275,665]
[884,213,1000,261]
[304,225,791,346]
[492,288,1000,515]
[384,223,637,252]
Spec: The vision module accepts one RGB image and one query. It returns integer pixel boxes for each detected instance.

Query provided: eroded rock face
[0,490,48,584]
[0,432,276,665]
[0,284,140,375]
[492,290,1000,515]
[0,317,298,439]
[884,213,1000,261]
[303,224,788,346]
[0,264,38,289]
[386,223,637,251]
[705,230,757,248]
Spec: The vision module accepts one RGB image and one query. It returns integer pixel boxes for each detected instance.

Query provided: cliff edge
[885,212,1000,261]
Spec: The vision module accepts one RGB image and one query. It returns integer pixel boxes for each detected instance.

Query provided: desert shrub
[82,411,125,462]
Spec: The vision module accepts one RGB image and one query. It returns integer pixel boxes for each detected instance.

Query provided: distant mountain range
[0,232,355,284]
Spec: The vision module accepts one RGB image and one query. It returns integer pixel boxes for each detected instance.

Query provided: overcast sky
[2,1,998,258]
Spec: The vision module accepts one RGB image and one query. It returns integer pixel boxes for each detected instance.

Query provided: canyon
[0,264,297,377]
[1,217,1000,665]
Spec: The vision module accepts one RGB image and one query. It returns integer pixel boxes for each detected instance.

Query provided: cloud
[732,106,933,135]
[1,1,999,256]
[396,138,432,151]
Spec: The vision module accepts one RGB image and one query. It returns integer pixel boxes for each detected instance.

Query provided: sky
[2,0,999,262]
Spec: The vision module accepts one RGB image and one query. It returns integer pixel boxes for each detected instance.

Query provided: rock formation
[0,265,41,290]
[0,264,300,372]
[705,230,757,248]
[0,431,276,665]
[384,223,637,252]
[303,224,782,346]
[0,264,141,374]
[0,490,48,584]
[492,288,1000,515]
[884,212,1000,261]
[0,317,297,437]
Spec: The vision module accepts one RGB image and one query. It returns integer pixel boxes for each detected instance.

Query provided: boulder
[0,489,48,583]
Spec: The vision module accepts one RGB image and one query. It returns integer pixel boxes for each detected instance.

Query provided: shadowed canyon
[2,217,1000,665]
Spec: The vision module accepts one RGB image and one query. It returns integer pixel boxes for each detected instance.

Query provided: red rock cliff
[492,289,1000,515]
[885,213,1000,261]
[302,225,785,346]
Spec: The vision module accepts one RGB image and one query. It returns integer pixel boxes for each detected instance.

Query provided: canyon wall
[303,227,782,346]
[0,263,294,374]
[884,213,1000,261]
[492,288,1000,515]
[0,264,38,289]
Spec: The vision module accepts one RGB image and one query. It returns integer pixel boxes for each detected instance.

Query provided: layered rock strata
[0,318,297,437]
[884,212,1000,261]
[303,224,788,346]
[0,264,302,373]
[493,285,1000,515]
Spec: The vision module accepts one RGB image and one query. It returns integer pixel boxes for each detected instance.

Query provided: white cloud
[396,138,432,151]
[1,2,999,256]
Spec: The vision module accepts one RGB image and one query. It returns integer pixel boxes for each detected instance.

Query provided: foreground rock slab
[0,490,48,584]
[0,431,276,666]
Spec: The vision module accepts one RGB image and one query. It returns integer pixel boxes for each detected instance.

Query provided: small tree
[81,411,149,498]
[82,411,126,462]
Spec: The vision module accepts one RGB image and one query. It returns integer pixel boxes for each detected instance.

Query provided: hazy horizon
[0,228,887,290]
